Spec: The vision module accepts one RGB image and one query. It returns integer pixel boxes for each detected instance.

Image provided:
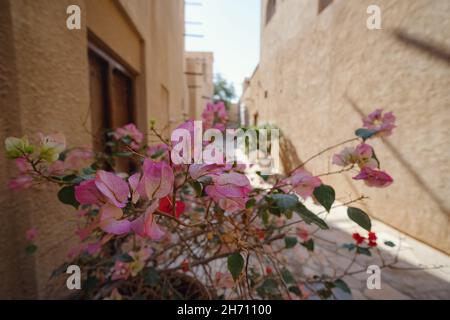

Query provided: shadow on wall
[280,135,303,174]
[393,29,450,66]
[345,94,449,220]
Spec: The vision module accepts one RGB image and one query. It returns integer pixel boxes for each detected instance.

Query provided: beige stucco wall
[242,0,450,253]
[0,0,186,298]
[185,52,214,119]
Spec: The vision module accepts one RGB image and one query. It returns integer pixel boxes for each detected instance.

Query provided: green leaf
[355,128,378,141]
[57,186,80,209]
[144,267,160,286]
[246,198,256,209]
[313,184,335,212]
[256,171,269,181]
[25,244,37,255]
[294,203,329,229]
[284,236,298,249]
[270,194,299,211]
[117,253,134,263]
[113,151,133,157]
[190,181,203,197]
[288,285,301,296]
[121,136,133,145]
[257,278,279,296]
[342,243,356,251]
[302,239,315,252]
[227,252,245,281]
[281,268,295,284]
[356,246,372,256]
[50,263,69,279]
[262,210,270,226]
[384,241,396,247]
[150,149,166,159]
[334,279,351,294]
[347,207,372,231]
[83,276,98,291]
[82,166,97,176]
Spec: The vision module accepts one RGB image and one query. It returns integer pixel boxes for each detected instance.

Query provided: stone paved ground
[243,152,450,300]
[287,200,450,299]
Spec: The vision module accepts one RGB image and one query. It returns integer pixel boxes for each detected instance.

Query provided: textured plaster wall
[0,0,187,298]
[119,0,187,136]
[0,0,90,298]
[242,0,450,253]
[185,52,214,119]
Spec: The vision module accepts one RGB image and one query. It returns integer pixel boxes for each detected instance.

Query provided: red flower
[266,266,273,275]
[159,196,186,219]
[368,232,377,247]
[368,241,377,247]
[255,228,265,240]
[181,259,189,272]
[352,233,365,245]
[368,232,377,241]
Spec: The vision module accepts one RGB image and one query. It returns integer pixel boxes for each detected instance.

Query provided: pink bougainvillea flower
[113,123,143,150]
[288,169,322,199]
[332,143,377,169]
[64,148,93,171]
[25,228,37,241]
[140,159,174,200]
[86,241,102,256]
[75,179,103,205]
[128,173,141,204]
[99,203,131,235]
[158,196,186,219]
[131,202,165,240]
[95,170,129,208]
[202,101,228,130]
[205,172,252,213]
[353,167,393,188]
[8,175,33,191]
[352,232,365,245]
[188,163,230,180]
[111,260,131,281]
[362,109,396,137]
[46,160,66,176]
[15,157,32,173]
[171,120,197,162]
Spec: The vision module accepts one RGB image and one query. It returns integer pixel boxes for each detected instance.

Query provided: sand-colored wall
[242,0,450,253]
[0,0,90,298]
[0,0,186,298]
[185,52,214,119]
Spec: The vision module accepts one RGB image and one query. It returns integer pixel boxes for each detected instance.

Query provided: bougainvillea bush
[5,103,396,300]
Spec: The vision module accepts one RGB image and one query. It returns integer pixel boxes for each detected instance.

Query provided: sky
[185,0,261,99]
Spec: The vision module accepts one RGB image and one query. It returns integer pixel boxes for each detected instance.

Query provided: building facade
[185,51,214,119]
[0,0,187,298]
[241,0,450,253]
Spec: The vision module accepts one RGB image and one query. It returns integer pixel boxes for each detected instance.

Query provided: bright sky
[185,0,261,99]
